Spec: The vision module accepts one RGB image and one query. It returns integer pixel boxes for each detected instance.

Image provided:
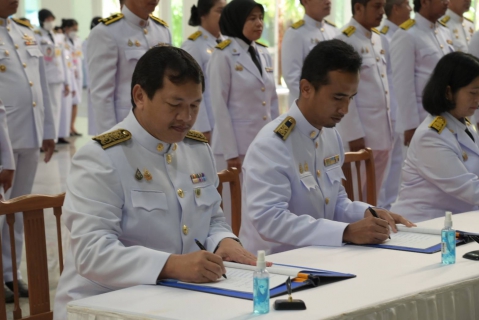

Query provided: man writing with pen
[53,46,259,319]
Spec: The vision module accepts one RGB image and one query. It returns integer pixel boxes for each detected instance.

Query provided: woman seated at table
[391,52,479,223]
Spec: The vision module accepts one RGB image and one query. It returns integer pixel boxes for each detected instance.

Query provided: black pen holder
[274,298,307,310]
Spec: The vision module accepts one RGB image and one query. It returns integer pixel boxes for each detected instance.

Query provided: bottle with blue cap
[441,211,456,265]
[253,250,270,314]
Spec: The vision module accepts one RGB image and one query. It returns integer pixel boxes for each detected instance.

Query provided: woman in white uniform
[207,0,279,224]
[182,0,226,143]
[391,52,479,222]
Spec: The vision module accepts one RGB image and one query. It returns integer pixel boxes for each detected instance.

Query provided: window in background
[171,0,183,47]
[24,0,39,26]
[102,0,120,17]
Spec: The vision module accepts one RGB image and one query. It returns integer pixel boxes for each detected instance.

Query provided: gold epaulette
[428,116,447,134]
[400,19,415,30]
[380,25,389,34]
[274,116,296,141]
[291,20,305,29]
[188,30,202,41]
[215,39,231,50]
[34,29,42,35]
[438,20,447,27]
[185,130,208,143]
[12,18,33,29]
[465,16,474,23]
[92,129,132,149]
[440,15,450,24]
[101,13,124,26]
[372,28,380,34]
[255,40,268,47]
[342,25,356,37]
[324,19,336,27]
[150,15,169,27]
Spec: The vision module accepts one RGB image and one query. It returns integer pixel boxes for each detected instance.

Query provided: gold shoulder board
[428,116,447,134]
[324,19,336,27]
[92,129,132,149]
[188,30,202,41]
[150,15,169,27]
[380,26,389,34]
[400,19,415,30]
[292,20,305,29]
[274,116,296,141]
[101,13,124,26]
[34,29,42,35]
[440,15,450,24]
[464,16,474,23]
[185,130,208,143]
[215,39,231,50]
[12,18,33,29]
[372,28,380,35]
[438,20,447,27]
[255,40,268,47]
[342,25,356,37]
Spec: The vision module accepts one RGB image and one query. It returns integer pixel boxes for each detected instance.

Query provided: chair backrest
[341,148,377,206]
[217,168,241,236]
[0,193,65,320]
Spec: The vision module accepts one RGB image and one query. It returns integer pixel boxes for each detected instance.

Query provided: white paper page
[223,261,303,277]
[179,267,289,294]
[382,231,441,249]
[396,225,441,235]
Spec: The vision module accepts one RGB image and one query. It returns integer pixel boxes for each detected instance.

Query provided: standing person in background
[377,0,411,209]
[35,9,70,142]
[208,0,279,225]
[64,19,83,137]
[282,0,339,107]
[441,0,474,53]
[335,0,392,200]
[83,16,102,136]
[87,0,171,134]
[182,0,226,144]
[390,0,453,146]
[0,0,55,300]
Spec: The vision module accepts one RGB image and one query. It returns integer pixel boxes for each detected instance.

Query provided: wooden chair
[217,168,242,236]
[0,193,65,320]
[341,148,377,206]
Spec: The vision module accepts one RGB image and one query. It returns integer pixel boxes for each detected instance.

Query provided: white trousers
[48,83,63,140]
[378,132,403,210]
[59,90,73,139]
[1,148,39,281]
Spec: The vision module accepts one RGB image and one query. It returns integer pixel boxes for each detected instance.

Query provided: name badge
[265,67,274,73]
[324,155,340,167]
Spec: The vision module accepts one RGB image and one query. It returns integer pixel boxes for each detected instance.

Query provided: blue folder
[157,263,356,300]
[353,238,465,254]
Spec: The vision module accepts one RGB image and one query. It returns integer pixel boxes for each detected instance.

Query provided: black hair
[61,19,78,30]
[38,9,55,27]
[352,0,372,14]
[131,46,205,109]
[423,52,479,116]
[119,0,125,5]
[300,39,362,92]
[188,0,220,26]
[385,0,404,17]
[90,16,102,30]
[413,0,421,12]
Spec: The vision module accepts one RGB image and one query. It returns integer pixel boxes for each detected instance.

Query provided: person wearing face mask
[282,0,339,107]
[34,9,70,143]
[87,0,171,135]
[207,0,279,225]
[182,0,226,144]
[391,52,479,222]
[335,0,393,205]
[63,19,82,137]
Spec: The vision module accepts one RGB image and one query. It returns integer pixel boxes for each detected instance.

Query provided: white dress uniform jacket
[87,5,171,133]
[181,27,223,134]
[0,99,14,171]
[440,9,474,53]
[282,15,339,106]
[53,111,236,319]
[240,102,369,254]
[390,14,454,133]
[335,18,393,150]
[0,18,55,149]
[391,112,479,222]
[208,37,279,160]
[69,35,83,105]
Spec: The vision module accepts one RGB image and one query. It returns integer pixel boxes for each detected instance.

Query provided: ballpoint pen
[368,207,391,239]
[195,239,227,279]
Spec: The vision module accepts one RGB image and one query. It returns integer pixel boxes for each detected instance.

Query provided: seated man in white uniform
[240,40,414,254]
[54,46,257,318]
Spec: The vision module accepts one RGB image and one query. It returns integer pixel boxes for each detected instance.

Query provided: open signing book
[158,261,355,300]
[357,226,479,254]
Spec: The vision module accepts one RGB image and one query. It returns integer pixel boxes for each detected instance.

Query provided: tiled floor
[5,91,92,319]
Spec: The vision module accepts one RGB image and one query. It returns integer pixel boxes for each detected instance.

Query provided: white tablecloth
[67,211,479,320]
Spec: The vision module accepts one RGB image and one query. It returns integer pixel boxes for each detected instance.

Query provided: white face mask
[43,21,54,31]
[68,31,77,39]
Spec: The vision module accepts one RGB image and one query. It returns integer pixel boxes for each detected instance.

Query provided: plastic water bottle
[441,211,456,265]
[253,250,270,314]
